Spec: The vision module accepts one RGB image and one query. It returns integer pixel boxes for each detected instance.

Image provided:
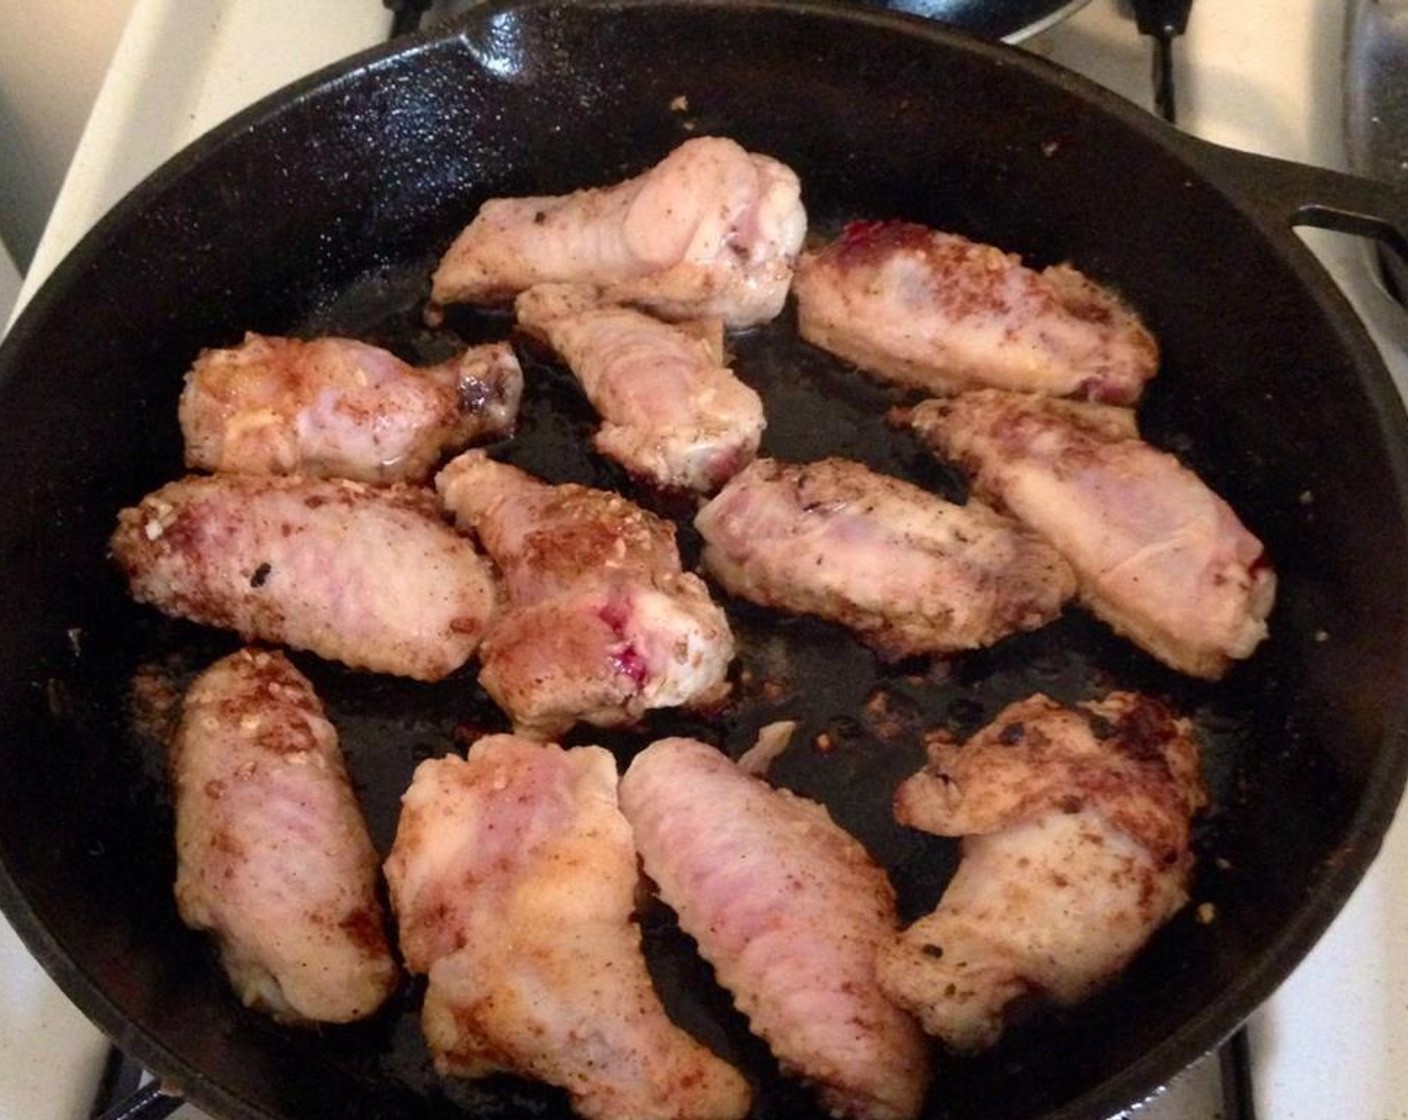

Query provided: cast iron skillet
[418,0,1092,40]
[3,2,1408,1119]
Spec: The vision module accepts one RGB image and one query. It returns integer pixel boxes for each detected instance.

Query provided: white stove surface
[4,2,1407,1118]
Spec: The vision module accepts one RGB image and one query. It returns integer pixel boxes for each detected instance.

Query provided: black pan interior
[2,3,1408,1120]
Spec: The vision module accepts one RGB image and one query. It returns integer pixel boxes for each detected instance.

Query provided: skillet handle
[1181,137,1408,266]
[1178,135,1408,360]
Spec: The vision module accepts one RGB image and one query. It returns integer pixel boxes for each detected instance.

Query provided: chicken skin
[793,221,1158,403]
[171,648,398,1025]
[384,735,751,1120]
[430,136,807,328]
[435,452,733,737]
[619,737,931,1120]
[515,285,764,493]
[179,333,522,483]
[879,692,1206,1051]
[909,390,1276,678]
[693,456,1074,659]
[110,474,497,680]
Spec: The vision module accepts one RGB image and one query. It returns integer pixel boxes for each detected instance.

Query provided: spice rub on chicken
[909,390,1275,678]
[179,333,522,484]
[384,735,751,1120]
[878,692,1206,1051]
[430,136,807,328]
[620,737,931,1120]
[793,221,1158,403]
[110,474,497,680]
[170,648,398,1025]
[435,452,734,738]
[693,456,1075,660]
[515,284,764,493]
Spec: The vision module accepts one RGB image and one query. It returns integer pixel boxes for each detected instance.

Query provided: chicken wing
[110,474,497,680]
[179,333,522,484]
[171,648,398,1024]
[909,390,1275,678]
[793,221,1157,403]
[693,456,1074,659]
[384,735,751,1120]
[429,136,807,328]
[515,285,764,492]
[619,737,931,1120]
[435,452,733,737]
[878,692,1206,1051]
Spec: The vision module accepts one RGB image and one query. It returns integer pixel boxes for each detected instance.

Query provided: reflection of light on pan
[464,10,530,78]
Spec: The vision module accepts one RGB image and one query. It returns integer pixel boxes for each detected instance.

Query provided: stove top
[4,3,1407,1119]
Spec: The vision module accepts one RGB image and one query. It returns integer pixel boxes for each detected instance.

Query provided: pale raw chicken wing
[694,456,1074,659]
[436,452,733,737]
[909,390,1276,678]
[619,737,931,1120]
[516,285,764,492]
[430,136,806,328]
[110,474,497,680]
[180,333,522,483]
[793,221,1157,403]
[383,735,751,1120]
[171,648,398,1024]
[879,692,1206,1050]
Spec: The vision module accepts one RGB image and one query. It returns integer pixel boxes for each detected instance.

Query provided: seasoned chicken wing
[384,735,751,1120]
[909,390,1276,678]
[693,456,1074,659]
[179,333,522,483]
[879,692,1206,1051]
[516,285,764,492]
[620,737,931,1120]
[430,136,807,328]
[110,474,497,680]
[171,648,398,1025]
[793,221,1157,403]
[436,452,733,737]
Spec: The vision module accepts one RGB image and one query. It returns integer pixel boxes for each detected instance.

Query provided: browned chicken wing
[110,474,497,680]
[516,285,764,492]
[430,136,807,328]
[384,735,751,1120]
[878,692,1206,1050]
[693,456,1074,659]
[179,333,521,483]
[435,452,733,737]
[909,390,1276,678]
[793,221,1157,403]
[171,648,398,1025]
[620,737,931,1120]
